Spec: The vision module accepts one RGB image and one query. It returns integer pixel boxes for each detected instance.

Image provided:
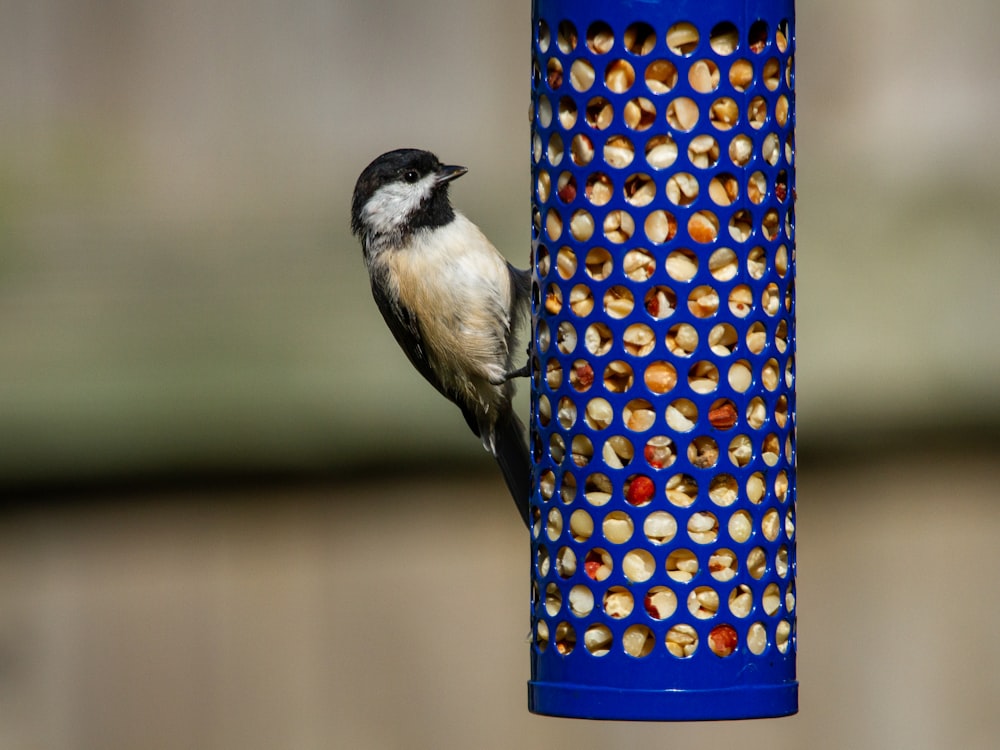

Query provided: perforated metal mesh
[528,0,796,720]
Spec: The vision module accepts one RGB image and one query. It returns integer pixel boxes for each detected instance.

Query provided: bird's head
[351,148,467,250]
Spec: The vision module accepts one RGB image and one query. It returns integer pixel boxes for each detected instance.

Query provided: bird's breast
[379,214,514,410]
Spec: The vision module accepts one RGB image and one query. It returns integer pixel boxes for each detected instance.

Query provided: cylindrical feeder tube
[528,0,797,721]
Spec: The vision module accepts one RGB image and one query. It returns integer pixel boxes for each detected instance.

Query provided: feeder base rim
[528,680,798,721]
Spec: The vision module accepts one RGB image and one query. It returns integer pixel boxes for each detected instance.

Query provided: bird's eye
[403,170,420,183]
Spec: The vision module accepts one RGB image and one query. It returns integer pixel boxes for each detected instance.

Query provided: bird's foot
[489,361,530,385]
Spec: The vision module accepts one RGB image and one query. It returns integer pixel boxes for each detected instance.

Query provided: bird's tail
[494,410,532,529]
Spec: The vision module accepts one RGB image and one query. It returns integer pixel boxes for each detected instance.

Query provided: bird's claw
[490,361,530,385]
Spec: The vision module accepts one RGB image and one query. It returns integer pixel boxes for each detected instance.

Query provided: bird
[350,148,532,528]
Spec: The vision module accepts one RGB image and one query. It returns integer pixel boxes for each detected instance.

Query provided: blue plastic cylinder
[528,0,797,721]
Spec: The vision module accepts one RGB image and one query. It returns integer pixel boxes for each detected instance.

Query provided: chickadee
[351,148,531,527]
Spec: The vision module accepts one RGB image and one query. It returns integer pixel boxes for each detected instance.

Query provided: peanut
[584,322,613,355]
[570,209,595,241]
[570,134,594,166]
[666,624,698,658]
[688,285,720,317]
[624,173,655,206]
[622,625,654,657]
[665,250,697,281]
[558,96,577,128]
[665,473,697,506]
[666,172,699,205]
[728,510,752,543]
[687,136,718,168]
[728,435,753,468]
[602,514,635,546]
[729,58,753,90]
[747,622,766,654]
[546,58,563,89]
[585,173,612,205]
[569,509,594,542]
[688,435,720,467]
[569,584,594,616]
[643,512,677,545]
[687,512,718,544]
[747,546,766,579]
[604,434,634,467]
[727,360,752,392]
[622,549,655,582]
[666,23,699,55]
[568,285,592,317]
[709,551,737,582]
[709,24,738,55]
[586,22,613,54]
[688,59,719,93]
[644,587,677,619]
[666,322,698,356]
[666,549,698,583]
[729,585,753,618]
[708,174,738,205]
[584,624,613,655]
[710,97,738,129]
[624,22,656,56]
[667,97,699,131]
[645,135,677,168]
[644,59,677,94]
[763,583,781,616]
[603,587,634,617]
[709,474,738,506]
[623,97,656,130]
[586,97,613,129]
[708,401,738,429]
[688,586,720,618]
[729,134,753,166]
[603,209,634,243]
[644,210,676,243]
[605,59,635,94]
[643,361,677,393]
[762,58,780,91]
[622,248,655,280]
[644,435,676,470]
[622,323,654,356]
[624,400,655,431]
[603,134,635,168]
[666,402,696,432]
[585,247,612,280]
[545,209,563,241]
[555,247,576,278]
[688,211,719,243]
[585,398,613,430]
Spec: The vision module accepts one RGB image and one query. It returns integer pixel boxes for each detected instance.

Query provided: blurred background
[1,1,998,748]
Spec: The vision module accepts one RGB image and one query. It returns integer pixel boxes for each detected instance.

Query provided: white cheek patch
[362,174,437,237]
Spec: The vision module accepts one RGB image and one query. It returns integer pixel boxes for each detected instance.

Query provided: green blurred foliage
[1,0,998,487]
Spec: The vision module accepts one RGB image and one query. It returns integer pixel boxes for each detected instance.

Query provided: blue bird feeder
[528,0,797,720]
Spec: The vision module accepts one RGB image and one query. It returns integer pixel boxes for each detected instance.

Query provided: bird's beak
[436,164,468,184]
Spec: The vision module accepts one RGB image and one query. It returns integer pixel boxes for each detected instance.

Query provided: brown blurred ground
[1,448,997,750]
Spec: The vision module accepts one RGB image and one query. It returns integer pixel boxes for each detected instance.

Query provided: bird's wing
[369,272,482,438]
